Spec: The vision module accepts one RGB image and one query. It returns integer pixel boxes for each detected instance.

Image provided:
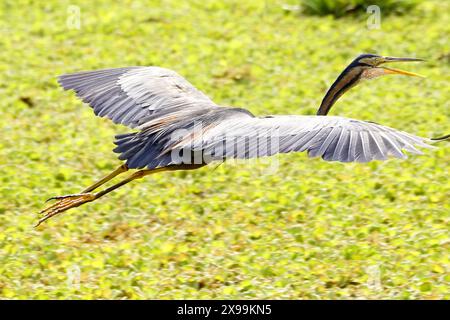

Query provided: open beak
[379,56,425,78]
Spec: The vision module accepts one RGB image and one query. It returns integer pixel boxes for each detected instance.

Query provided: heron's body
[37,54,448,226]
[58,65,431,169]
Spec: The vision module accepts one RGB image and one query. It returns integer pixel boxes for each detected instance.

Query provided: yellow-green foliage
[0,0,448,299]
[300,0,422,17]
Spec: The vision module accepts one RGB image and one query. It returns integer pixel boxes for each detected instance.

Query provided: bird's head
[317,54,424,116]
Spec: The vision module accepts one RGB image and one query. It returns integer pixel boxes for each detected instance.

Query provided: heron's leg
[43,164,129,204]
[82,164,129,193]
[36,166,183,227]
[40,164,129,215]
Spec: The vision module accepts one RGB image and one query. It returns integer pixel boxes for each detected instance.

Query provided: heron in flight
[37,54,448,226]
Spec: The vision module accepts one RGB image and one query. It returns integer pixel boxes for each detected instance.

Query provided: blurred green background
[0,0,448,299]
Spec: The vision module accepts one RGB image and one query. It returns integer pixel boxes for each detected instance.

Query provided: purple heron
[37,54,448,226]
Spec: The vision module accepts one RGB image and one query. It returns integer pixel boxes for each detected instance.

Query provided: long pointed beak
[381,66,425,77]
[380,56,425,77]
[383,56,425,63]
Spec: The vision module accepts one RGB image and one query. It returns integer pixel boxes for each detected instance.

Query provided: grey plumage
[183,115,432,164]
[59,66,435,170]
[58,66,218,128]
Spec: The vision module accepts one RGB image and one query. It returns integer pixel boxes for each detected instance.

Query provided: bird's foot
[36,193,96,227]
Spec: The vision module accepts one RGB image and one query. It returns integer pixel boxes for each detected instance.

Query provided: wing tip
[57,74,69,90]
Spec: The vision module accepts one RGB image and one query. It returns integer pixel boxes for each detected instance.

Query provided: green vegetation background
[0,0,448,299]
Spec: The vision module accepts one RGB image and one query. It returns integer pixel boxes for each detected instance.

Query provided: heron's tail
[430,134,450,142]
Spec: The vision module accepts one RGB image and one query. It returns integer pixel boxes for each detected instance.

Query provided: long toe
[45,193,88,202]
[37,193,96,227]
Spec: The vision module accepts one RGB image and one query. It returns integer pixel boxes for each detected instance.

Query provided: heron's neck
[316,67,362,116]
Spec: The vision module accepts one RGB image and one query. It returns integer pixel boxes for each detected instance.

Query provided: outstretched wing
[58,66,218,128]
[184,114,433,163]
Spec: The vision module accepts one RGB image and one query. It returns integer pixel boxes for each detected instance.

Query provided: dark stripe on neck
[317,69,363,116]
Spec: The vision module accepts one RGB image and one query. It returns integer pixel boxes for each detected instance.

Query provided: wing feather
[59,66,218,128]
[179,115,433,164]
